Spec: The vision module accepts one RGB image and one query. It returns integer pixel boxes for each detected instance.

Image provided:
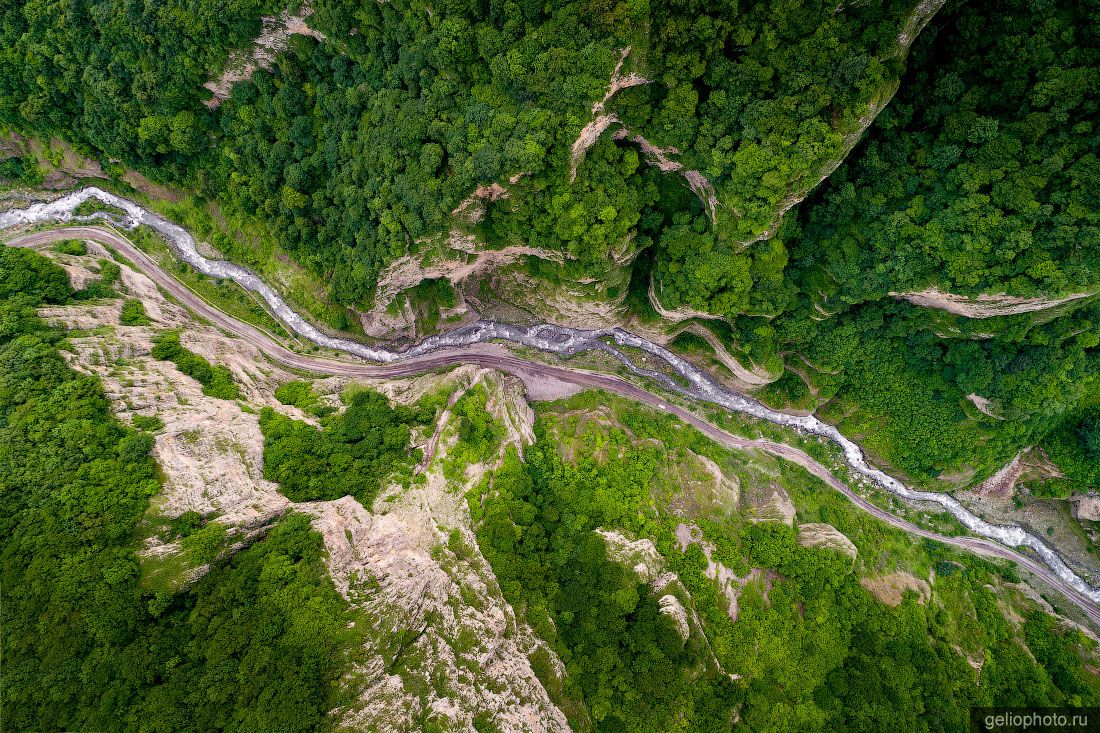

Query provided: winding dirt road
[9,225,1100,625]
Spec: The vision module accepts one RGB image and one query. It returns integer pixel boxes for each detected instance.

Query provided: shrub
[119,299,151,325]
[151,331,240,400]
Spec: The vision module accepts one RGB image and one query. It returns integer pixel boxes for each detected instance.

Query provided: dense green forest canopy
[0,0,280,176]
[0,247,361,731]
[717,0,1100,486]
[203,0,926,302]
[1,0,925,302]
[794,0,1100,302]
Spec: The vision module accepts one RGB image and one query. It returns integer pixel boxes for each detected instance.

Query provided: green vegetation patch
[0,154,43,186]
[404,277,459,335]
[1036,407,1100,496]
[73,198,128,219]
[119,298,151,325]
[468,395,1100,730]
[71,258,122,300]
[274,378,334,417]
[140,519,229,594]
[260,389,429,505]
[52,238,88,256]
[470,438,739,730]
[125,224,293,342]
[799,0,1100,302]
[443,384,504,481]
[132,413,164,432]
[151,329,241,399]
[0,245,73,303]
[742,0,1100,488]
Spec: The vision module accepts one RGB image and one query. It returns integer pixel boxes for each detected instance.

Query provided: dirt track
[9,225,1100,625]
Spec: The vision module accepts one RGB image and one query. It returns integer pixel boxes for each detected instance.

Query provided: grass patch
[132,413,164,432]
[140,520,229,594]
[444,384,504,481]
[124,225,292,342]
[52,239,87,255]
[141,192,364,336]
[74,199,127,218]
[274,378,334,417]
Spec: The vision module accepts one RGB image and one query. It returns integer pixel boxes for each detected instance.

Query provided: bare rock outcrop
[570,114,621,181]
[358,205,565,339]
[33,240,569,731]
[451,183,510,225]
[596,528,724,660]
[891,288,1093,318]
[1,132,107,190]
[971,448,1065,501]
[1072,495,1100,523]
[675,523,760,622]
[797,522,857,560]
[681,323,780,386]
[646,275,729,326]
[596,528,664,583]
[687,451,742,507]
[749,483,797,526]
[570,47,651,180]
[305,370,564,732]
[967,393,1002,419]
[38,241,297,533]
[658,594,691,642]
[300,491,567,733]
[567,47,722,222]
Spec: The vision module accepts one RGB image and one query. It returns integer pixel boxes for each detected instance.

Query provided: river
[3,186,1098,604]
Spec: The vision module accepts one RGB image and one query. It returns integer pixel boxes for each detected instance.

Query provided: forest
[795,0,1100,302]
[0,0,924,301]
[772,0,1100,485]
[470,399,1100,731]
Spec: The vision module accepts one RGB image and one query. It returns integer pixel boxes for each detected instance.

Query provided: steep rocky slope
[33,238,569,731]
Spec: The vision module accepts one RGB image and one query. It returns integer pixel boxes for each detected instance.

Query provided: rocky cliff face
[34,240,571,732]
[316,369,569,732]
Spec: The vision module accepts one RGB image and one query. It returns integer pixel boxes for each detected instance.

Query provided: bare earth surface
[301,370,569,732]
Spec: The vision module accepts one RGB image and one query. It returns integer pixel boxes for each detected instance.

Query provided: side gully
[4,186,1099,607]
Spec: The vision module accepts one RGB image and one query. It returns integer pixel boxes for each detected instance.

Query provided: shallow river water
[3,186,1098,603]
